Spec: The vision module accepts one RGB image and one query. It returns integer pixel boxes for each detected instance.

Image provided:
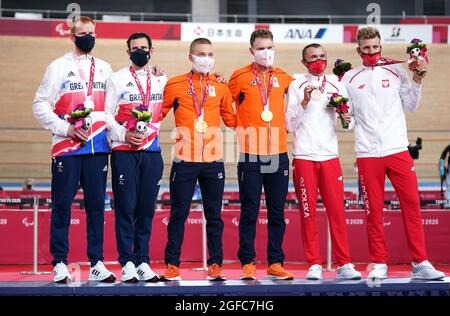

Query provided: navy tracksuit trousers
[111,151,163,267]
[164,161,225,267]
[50,154,108,266]
[237,153,289,265]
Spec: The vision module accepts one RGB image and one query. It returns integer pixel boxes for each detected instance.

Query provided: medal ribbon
[188,72,210,121]
[252,63,273,111]
[73,54,95,98]
[317,75,327,93]
[130,66,151,108]
[370,57,406,67]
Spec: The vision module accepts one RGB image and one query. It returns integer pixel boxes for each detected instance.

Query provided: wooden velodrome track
[0,36,449,183]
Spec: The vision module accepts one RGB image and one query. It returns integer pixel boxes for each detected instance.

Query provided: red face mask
[305,59,327,75]
[361,51,382,66]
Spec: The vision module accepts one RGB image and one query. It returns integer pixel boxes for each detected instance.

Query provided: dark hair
[189,37,212,54]
[250,29,273,47]
[302,43,323,59]
[127,32,152,50]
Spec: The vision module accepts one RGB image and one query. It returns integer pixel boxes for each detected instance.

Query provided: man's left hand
[150,64,166,77]
[410,61,427,83]
[214,72,228,84]
[342,112,351,125]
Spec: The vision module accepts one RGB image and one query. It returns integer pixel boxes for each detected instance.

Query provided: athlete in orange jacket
[162,70,235,163]
[229,29,294,280]
[160,38,235,281]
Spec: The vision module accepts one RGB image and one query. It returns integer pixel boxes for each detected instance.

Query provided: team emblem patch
[273,77,280,87]
[209,86,216,97]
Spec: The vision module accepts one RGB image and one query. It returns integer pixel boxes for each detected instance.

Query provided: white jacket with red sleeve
[285,73,352,161]
[341,63,421,158]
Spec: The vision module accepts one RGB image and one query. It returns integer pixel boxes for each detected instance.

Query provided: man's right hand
[67,125,88,142]
[301,85,313,109]
[125,130,145,147]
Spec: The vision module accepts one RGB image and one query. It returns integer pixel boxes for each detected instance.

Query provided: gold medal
[261,109,273,122]
[311,89,322,101]
[195,120,208,133]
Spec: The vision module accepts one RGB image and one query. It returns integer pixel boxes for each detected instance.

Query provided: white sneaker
[306,264,323,280]
[336,263,362,280]
[411,260,445,280]
[136,263,159,282]
[368,263,388,279]
[53,262,72,283]
[89,261,116,283]
[121,261,139,283]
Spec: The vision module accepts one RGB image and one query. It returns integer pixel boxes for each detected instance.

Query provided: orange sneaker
[241,263,256,280]
[267,263,294,280]
[207,263,226,281]
[160,264,181,281]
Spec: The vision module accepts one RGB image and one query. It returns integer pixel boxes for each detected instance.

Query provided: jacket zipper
[200,74,204,162]
[263,72,272,156]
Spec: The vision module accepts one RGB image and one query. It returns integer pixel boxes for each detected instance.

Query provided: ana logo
[218,172,223,179]
[126,82,134,87]
[22,217,34,227]
[338,176,343,181]
[119,174,125,185]
[285,28,327,40]
[358,84,366,90]
[284,170,288,176]
[411,166,415,171]
[232,217,239,226]
[162,217,169,226]
[103,165,108,172]
[67,71,76,77]
[382,80,390,88]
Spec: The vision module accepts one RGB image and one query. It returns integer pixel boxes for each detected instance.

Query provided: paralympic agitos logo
[284,28,327,40]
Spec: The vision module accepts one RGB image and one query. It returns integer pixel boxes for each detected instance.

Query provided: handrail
[1,8,449,24]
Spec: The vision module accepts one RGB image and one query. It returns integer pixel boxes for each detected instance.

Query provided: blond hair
[357,26,381,44]
[189,37,212,54]
[250,29,273,47]
[70,16,95,35]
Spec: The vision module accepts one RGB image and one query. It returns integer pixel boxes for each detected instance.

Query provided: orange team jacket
[162,71,236,162]
[228,63,294,155]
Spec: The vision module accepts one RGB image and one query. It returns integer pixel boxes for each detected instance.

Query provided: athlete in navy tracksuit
[159,38,236,281]
[105,33,166,282]
[32,16,115,283]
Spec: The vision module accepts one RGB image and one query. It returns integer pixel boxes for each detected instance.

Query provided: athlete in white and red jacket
[32,16,115,284]
[341,26,444,280]
[286,43,361,280]
[105,32,167,283]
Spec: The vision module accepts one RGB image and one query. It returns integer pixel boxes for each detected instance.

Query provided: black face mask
[130,49,150,67]
[74,34,95,53]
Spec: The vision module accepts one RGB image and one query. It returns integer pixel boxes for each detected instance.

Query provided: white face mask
[253,48,275,67]
[192,55,214,74]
